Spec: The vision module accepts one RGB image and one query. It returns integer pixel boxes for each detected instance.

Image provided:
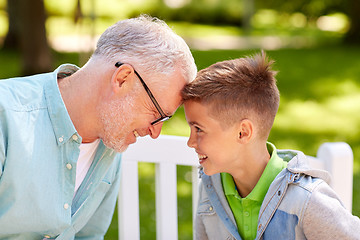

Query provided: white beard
[99,93,136,153]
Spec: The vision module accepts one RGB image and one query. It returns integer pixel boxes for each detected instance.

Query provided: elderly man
[0,15,197,239]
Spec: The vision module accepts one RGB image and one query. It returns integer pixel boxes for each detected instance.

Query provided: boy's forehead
[184,99,250,129]
[184,100,242,135]
[184,100,207,110]
[184,100,220,117]
[184,100,218,123]
[184,100,207,116]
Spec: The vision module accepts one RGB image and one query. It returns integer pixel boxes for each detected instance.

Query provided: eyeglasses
[115,62,172,125]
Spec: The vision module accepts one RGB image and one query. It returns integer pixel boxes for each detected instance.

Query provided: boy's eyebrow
[188,121,203,127]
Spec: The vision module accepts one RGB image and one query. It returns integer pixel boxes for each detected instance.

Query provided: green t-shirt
[220,142,287,240]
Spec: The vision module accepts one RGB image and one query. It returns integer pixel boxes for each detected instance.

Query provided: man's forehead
[158,87,183,115]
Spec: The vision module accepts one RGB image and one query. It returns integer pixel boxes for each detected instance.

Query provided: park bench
[118,135,354,240]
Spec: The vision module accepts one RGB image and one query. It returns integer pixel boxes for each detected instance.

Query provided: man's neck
[58,66,103,143]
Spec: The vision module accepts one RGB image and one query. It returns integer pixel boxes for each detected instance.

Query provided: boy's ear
[111,64,134,94]
[237,119,253,143]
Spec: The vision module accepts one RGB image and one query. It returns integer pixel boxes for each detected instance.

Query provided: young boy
[181,52,360,240]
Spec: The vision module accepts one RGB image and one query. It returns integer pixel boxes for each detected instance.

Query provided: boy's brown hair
[181,51,279,140]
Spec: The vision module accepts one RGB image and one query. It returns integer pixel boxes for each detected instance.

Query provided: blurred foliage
[0,0,353,57]
[0,0,353,36]
[128,0,243,26]
[257,0,347,17]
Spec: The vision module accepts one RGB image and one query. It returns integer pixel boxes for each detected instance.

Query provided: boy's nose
[187,133,196,148]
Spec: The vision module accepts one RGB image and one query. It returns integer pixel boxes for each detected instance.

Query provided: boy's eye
[195,126,203,133]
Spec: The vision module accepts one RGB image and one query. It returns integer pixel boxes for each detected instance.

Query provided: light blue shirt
[0,64,122,239]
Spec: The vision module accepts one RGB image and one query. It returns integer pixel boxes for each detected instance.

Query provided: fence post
[317,142,353,212]
[156,162,178,240]
[118,160,140,240]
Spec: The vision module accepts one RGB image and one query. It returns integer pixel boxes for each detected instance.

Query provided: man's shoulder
[0,72,54,111]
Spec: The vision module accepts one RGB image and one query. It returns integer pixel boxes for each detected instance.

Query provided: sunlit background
[0,0,359,239]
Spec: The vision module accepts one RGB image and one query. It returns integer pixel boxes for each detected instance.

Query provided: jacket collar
[278,149,331,184]
[201,171,243,240]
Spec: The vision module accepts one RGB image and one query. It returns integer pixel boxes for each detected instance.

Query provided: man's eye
[153,111,161,119]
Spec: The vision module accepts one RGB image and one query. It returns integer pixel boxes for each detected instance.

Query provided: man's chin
[103,140,130,153]
[114,146,129,153]
[114,143,131,153]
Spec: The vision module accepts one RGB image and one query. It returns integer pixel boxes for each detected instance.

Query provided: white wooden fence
[118,135,353,240]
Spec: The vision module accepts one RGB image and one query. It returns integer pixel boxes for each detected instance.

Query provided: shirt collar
[247,142,286,201]
[222,172,238,197]
[44,64,81,145]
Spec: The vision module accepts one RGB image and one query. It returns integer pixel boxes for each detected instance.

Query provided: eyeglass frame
[115,62,172,125]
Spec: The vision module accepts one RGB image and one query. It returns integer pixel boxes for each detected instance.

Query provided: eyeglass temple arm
[115,62,167,117]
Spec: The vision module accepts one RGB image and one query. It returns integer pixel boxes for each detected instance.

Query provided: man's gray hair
[93,15,197,83]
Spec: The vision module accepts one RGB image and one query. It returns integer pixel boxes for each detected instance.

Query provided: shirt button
[64,203,69,209]
[209,206,213,211]
[244,212,249,217]
[59,137,64,143]
[72,135,78,141]
[66,163,72,170]
[245,225,249,231]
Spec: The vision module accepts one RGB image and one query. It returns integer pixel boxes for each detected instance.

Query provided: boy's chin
[203,168,218,176]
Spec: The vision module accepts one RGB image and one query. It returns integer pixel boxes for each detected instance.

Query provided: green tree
[344,0,360,44]
[258,0,360,44]
[3,0,52,75]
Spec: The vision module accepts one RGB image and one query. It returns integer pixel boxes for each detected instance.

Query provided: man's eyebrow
[152,106,172,117]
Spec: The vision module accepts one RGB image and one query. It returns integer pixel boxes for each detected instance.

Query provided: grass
[1,45,359,240]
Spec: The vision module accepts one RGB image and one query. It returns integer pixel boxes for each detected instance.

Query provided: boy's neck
[232,141,270,198]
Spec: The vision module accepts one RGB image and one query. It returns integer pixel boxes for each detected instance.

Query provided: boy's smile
[198,153,208,164]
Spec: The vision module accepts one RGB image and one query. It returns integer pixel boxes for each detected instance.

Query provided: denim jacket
[195,149,360,240]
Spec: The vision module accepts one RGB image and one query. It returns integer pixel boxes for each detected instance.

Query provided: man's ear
[111,64,133,94]
[237,119,253,143]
